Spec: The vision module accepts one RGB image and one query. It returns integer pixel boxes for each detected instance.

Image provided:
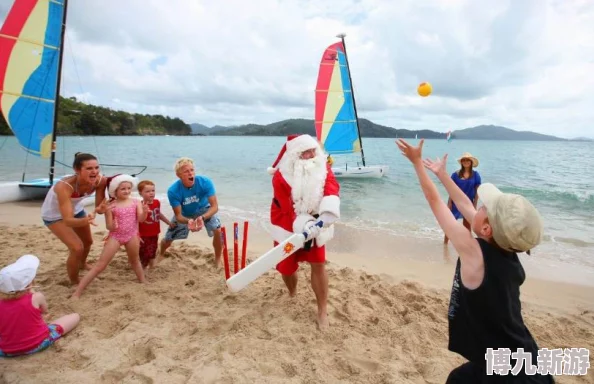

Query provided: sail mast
[49,0,69,186]
[337,33,366,166]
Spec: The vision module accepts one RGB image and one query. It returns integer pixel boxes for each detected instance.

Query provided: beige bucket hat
[457,152,479,167]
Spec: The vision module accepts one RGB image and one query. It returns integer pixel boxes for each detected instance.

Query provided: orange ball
[418,82,432,97]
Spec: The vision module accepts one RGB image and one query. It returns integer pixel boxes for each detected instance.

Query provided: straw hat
[457,152,479,167]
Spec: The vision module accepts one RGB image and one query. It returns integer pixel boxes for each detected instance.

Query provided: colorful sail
[315,41,360,155]
[446,130,452,142]
[0,0,65,158]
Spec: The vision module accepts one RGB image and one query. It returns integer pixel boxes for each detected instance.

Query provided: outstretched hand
[396,138,424,164]
[95,198,114,214]
[423,154,448,177]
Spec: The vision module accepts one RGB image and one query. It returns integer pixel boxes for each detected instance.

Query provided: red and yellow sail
[0,0,65,158]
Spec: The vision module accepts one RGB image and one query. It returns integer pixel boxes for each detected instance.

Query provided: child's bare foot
[153,255,165,267]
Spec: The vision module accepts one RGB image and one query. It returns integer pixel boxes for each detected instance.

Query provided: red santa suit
[267,134,340,276]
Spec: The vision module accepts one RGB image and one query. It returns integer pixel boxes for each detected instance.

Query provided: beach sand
[0,202,593,383]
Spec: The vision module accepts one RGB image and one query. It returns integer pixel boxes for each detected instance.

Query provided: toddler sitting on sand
[0,255,80,357]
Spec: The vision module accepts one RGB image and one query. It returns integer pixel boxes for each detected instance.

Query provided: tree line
[0,97,192,136]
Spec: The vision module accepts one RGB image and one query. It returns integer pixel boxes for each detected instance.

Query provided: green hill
[1,97,566,141]
[0,96,191,136]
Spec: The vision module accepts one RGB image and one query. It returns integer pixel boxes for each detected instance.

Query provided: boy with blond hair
[156,157,223,266]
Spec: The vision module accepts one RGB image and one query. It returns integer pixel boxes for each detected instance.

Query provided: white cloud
[1,0,593,137]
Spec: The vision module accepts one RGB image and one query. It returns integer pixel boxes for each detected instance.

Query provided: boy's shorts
[164,206,221,241]
[275,243,326,275]
[0,324,64,357]
[139,235,159,267]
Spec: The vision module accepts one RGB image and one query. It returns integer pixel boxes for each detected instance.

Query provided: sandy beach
[0,201,592,383]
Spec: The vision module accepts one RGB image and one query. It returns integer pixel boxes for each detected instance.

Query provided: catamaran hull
[0,180,51,204]
[331,165,388,178]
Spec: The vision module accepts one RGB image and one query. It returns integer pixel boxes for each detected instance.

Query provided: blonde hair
[0,283,33,300]
[174,157,194,173]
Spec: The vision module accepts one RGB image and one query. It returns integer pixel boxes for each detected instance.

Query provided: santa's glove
[303,220,322,241]
[316,212,338,227]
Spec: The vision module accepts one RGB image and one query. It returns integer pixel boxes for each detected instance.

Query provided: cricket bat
[226,221,323,292]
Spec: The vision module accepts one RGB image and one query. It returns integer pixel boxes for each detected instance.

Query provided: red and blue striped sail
[0,0,65,158]
[315,41,360,155]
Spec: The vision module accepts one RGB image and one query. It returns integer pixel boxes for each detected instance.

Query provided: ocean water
[1,135,593,270]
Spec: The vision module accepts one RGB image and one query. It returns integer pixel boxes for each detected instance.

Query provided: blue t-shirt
[167,176,216,218]
[450,171,481,220]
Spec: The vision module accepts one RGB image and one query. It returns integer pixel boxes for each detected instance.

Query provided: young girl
[0,255,80,357]
[72,174,147,299]
[396,139,552,383]
[445,152,481,244]
[137,180,175,271]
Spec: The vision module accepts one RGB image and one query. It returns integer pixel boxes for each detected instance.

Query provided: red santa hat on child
[107,173,137,198]
[267,134,320,175]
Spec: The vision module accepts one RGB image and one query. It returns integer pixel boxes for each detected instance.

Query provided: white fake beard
[291,155,327,215]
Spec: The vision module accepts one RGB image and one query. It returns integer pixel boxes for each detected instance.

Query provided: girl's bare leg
[50,313,81,334]
[125,236,146,283]
[71,237,120,298]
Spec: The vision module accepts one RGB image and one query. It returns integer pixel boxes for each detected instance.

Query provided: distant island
[190,120,571,141]
[0,96,586,141]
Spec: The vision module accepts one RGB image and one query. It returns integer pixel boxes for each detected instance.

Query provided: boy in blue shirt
[156,157,223,267]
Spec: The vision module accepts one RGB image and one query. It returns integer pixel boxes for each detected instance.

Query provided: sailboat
[0,0,144,203]
[314,33,388,179]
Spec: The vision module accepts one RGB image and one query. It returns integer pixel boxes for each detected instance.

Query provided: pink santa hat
[267,134,320,175]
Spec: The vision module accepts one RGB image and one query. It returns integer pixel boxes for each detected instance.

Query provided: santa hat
[107,174,137,198]
[267,134,320,175]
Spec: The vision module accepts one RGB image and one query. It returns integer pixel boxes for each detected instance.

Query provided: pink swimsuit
[109,200,139,244]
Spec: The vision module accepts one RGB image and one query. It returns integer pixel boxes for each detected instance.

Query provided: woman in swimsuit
[41,153,110,284]
[72,174,147,299]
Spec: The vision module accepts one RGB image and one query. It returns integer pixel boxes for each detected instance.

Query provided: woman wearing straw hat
[444,152,482,244]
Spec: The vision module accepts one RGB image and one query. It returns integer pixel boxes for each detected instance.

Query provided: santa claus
[267,134,340,329]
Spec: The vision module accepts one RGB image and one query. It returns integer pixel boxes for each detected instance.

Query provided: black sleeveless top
[447,238,554,382]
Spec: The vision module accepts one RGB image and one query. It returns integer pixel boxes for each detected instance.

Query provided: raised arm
[94,176,109,214]
[137,200,148,223]
[397,140,484,287]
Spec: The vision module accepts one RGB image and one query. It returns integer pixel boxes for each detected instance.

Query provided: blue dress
[450,171,481,220]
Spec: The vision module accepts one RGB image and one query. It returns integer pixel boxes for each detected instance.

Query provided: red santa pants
[275,242,326,275]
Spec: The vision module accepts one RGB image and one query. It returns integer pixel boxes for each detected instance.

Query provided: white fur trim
[315,225,335,246]
[267,167,277,175]
[319,195,340,218]
[286,135,319,155]
[108,174,137,198]
[293,214,315,234]
[269,224,294,243]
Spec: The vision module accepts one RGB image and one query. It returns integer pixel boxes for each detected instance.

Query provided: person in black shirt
[396,139,554,383]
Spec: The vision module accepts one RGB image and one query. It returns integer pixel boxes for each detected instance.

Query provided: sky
[1,0,593,138]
